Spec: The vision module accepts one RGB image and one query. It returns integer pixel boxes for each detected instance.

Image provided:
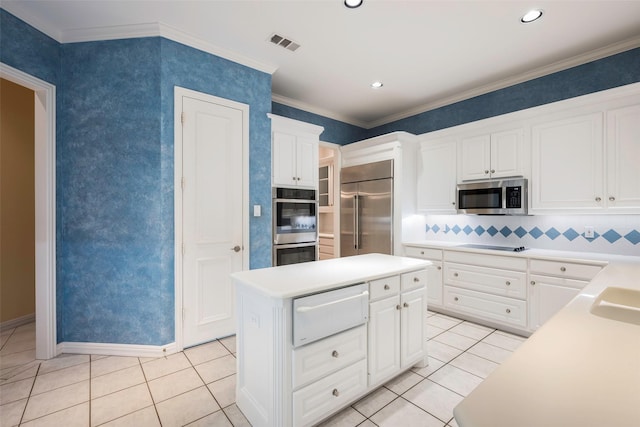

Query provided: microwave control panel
[505,186,522,209]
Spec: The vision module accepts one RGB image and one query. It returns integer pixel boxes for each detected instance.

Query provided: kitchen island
[453,260,640,427]
[231,253,430,427]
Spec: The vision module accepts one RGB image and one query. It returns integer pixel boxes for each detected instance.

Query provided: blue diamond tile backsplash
[419,215,640,256]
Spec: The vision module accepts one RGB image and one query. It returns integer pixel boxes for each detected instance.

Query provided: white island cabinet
[231,254,430,427]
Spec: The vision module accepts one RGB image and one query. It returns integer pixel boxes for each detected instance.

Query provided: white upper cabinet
[459,128,523,181]
[606,104,640,212]
[269,114,324,189]
[417,139,457,213]
[531,112,604,212]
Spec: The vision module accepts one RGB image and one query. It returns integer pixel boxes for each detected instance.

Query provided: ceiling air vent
[269,33,300,52]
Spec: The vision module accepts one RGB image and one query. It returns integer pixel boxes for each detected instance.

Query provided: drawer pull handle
[332,350,339,358]
[506,308,511,314]
[413,277,420,283]
[505,281,511,286]
[453,272,459,277]
[332,388,339,397]
[384,284,390,290]
[437,266,442,270]
[454,297,459,302]
[420,251,425,255]
[396,304,401,310]
[403,302,409,308]
[595,197,602,202]
[530,281,536,285]
[560,267,566,272]
[609,196,615,201]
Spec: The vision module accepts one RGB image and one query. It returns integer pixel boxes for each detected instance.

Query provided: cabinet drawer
[404,246,442,260]
[369,276,400,301]
[445,251,527,271]
[444,286,527,328]
[293,359,367,427]
[401,270,428,292]
[529,259,603,281]
[292,325,367,390]
[445,263,527,299]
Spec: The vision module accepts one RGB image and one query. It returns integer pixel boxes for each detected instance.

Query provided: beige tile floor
[1,311,527,426]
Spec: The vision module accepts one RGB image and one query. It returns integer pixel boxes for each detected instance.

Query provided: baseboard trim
[0,313,35,331]
[57,341,179,358]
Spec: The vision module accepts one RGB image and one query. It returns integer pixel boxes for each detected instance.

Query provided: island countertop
[231,253,430,299]
[453,260,640,427]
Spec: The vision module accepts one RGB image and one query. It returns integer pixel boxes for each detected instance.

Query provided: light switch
[253,205,261,217]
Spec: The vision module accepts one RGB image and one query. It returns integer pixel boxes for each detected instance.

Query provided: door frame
[173,86,249,351]
[1,63,57,359]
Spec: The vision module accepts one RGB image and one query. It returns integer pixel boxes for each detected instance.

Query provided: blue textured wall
[367,48,640,137]
[0,9,59,84]
[272,102,367,145]
[58,38,168,344]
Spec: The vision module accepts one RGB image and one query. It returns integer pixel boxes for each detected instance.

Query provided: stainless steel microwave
[457,178,528,215]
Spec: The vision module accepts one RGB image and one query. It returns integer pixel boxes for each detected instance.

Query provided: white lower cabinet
[293,359,367,427]
[404,246,443,307]
[368,271,427,387]
[528,259,604,331]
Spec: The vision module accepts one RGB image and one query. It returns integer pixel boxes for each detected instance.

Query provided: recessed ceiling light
[344,0,363,9]
[521,9,543,23]
[371,81,383,89]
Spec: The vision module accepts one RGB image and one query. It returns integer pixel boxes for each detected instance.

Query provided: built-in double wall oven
[272,187,318,266]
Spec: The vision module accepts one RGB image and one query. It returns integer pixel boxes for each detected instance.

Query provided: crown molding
[1,5,277,74]
[367,35,640,129]
[271,93,369,129]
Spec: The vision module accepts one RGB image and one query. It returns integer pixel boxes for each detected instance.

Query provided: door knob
[231,245,241,252]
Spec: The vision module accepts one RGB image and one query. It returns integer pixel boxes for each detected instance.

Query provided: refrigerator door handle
[353,194,359,249]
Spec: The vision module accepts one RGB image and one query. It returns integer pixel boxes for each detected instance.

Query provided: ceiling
[4,1,640,128]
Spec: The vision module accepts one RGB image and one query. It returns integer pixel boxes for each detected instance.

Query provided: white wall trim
[1,63,57,360]
[0,313,36,331]
[174,86,250,352]
[57,341,179,358]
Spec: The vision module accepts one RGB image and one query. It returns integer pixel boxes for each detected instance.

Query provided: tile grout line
[138,355,163,427]
[17,360,40,426]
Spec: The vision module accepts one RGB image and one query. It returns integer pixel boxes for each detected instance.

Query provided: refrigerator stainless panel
[341,159,393,184]
[340,176,393,257]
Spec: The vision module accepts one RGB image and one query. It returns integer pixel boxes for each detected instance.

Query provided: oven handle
[296,291,369,313]
[273,198,317,203]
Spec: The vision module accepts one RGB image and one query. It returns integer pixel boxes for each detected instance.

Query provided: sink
[590,287,640,325]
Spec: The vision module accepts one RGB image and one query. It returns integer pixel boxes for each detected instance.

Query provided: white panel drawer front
[401,270,428,292]
[444,286,527,328]
[293,359,367,427]
[292,325,367,390]
[529,259,603,281]
[404,246,443,260]
[444,263,527,299]
[369,275,400,301]
[445,251,527,271]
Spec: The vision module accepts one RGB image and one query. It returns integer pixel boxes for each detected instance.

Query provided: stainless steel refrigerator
[340,159,393,257]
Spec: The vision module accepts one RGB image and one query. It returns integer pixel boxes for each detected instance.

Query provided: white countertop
[453,259,640,427]
[403,239,640,264]
[231,253,430,299]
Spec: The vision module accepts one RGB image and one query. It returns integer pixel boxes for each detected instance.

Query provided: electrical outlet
[584,226,595,239]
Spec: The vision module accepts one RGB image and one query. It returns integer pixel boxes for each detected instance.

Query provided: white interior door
[180,92,245,348]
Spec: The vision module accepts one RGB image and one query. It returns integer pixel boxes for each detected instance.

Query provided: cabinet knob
[609,196,615,201]
[452,202,456,205]
[453,272,459,277]
[297,177,301,181]
[332,350,339,358]
[384,284,390,290]
[396,304,401,310]
[530,281,536,285]
[437,266,442,270]
[506,308,511,314]
[505,281,511,286]
[420,251,425,255]
[560,266,566,272]
[491,169,495,174]
[413,277,420,283]
[292,176,296,181]
[454,297,459,302]
[484,170,489,174]
[595,197,602,202]
[332,388,339,397]
[403,302,409,308]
